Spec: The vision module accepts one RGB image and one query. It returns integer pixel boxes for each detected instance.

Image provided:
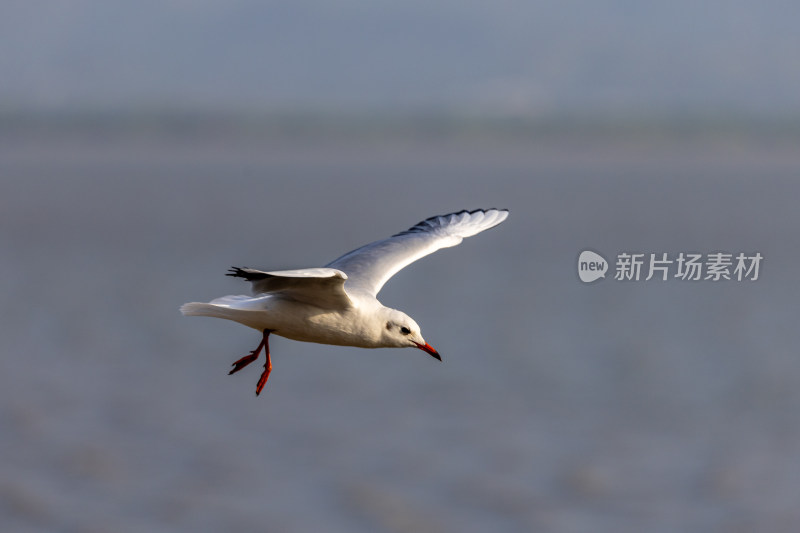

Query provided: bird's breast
[267,301,381,348]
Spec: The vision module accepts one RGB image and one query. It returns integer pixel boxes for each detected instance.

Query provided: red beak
[414,342,441,361]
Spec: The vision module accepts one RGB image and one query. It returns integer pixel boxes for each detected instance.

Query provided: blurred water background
[3,121,799,533]
[3,2,800,532]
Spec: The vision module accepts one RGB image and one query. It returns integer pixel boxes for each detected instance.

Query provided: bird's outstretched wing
[227,267,352,308]
[325,208,508,297]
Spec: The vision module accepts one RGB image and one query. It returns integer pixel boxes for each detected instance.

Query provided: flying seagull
[181,208,509,395]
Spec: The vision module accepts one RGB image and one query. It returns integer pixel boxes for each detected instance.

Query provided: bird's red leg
[255,340,272,396]
[229,329,271,375]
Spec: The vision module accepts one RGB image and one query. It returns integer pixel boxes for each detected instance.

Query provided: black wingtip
[226,267,248,279]
[226,267,270,281]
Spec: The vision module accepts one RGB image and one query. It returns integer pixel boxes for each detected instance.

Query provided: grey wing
[325,208,509,296]
[226,267,352,308]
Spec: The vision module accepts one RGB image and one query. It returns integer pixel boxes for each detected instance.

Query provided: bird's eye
[400,326,411,335]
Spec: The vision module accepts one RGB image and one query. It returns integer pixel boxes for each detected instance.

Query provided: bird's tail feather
[180,295,268,325]
[180,302,233,319]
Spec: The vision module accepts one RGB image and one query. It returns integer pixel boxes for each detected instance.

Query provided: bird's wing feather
[226,267,352,308]
[325,208,508,296]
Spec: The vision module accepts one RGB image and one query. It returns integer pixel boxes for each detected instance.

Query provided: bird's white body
[183,291,399,348]
[181,209,509,394]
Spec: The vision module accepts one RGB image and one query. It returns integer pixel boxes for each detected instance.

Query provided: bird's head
[380,309,441,361]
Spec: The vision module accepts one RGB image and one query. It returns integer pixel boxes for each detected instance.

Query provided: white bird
[181,208,509,395]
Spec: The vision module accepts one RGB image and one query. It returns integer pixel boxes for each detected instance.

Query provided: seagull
[181,208,509,395]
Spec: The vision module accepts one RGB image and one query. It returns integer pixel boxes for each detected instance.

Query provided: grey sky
[2,1,799,115]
